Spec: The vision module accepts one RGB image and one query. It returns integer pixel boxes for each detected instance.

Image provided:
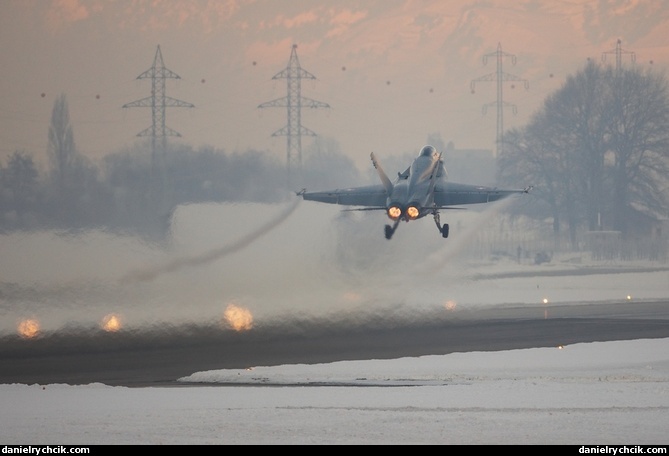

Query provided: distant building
[585,204,668,261]
[625,202,668,240]
[443,142,496,185]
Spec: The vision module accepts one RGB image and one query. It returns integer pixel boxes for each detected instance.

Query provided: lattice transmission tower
[258,44,330,188]
[470,43,528,157]
[602,39,636,76]
[123,45,194,173]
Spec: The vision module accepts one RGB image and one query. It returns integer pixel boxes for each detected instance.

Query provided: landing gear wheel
[433,211,448,238]
[385,220,400,240]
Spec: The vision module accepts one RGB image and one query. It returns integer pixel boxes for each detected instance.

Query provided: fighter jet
[298,145,531,240]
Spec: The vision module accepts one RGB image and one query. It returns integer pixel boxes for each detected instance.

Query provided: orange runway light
[17,319,40,339]
[223,303,254,331]
[101,314,122,332]
[443,300,457,311]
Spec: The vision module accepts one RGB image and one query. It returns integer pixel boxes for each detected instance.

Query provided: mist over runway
[1,196,668,386]
[0,196,521,335]
[120,197,303,284]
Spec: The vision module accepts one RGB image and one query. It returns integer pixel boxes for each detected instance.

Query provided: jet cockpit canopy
[419,145,437,158]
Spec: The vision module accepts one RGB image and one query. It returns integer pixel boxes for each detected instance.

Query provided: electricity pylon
[123,45,194,213]
[602,39,635,76]
[123,45,194,175]
[470,43,528,157]
[258,44,330,188]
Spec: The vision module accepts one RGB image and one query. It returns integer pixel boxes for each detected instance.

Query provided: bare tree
[606,66,669,236]
[500,61,669,242]
[47,94,77,199]
[46,93,108,227]
[46,93,80,224]
[4,150,39,219]
[543,61,613,233]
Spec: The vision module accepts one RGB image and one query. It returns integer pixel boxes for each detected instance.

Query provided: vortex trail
[121,198,301,284]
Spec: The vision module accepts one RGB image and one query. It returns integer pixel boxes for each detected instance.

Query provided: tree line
[0,94,361,239]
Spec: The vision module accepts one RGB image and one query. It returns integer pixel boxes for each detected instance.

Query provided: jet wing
[301,185,387,207]
[432,182,528,207]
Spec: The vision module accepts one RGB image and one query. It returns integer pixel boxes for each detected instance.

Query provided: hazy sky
[1,0,668,171]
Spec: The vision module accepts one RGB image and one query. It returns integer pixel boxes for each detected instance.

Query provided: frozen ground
[1,337,668,445]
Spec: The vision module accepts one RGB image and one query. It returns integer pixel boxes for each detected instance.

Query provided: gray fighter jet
[299,145,530,240]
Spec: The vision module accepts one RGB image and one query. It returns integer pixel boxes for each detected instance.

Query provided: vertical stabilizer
[370,152,394,195]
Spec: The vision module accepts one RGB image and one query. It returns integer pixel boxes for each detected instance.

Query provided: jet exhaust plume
[120,198,301,284]
[421,197,518,274]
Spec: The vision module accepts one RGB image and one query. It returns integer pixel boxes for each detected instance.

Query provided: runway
[2,206,668,388]
[2,298,668,387]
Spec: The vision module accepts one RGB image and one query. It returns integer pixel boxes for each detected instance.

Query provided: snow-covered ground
[1,337,668,445]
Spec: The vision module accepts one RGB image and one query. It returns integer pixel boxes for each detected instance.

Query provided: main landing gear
[434,211,449,238]
[384,214,449,240]
[384,219,400,240]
